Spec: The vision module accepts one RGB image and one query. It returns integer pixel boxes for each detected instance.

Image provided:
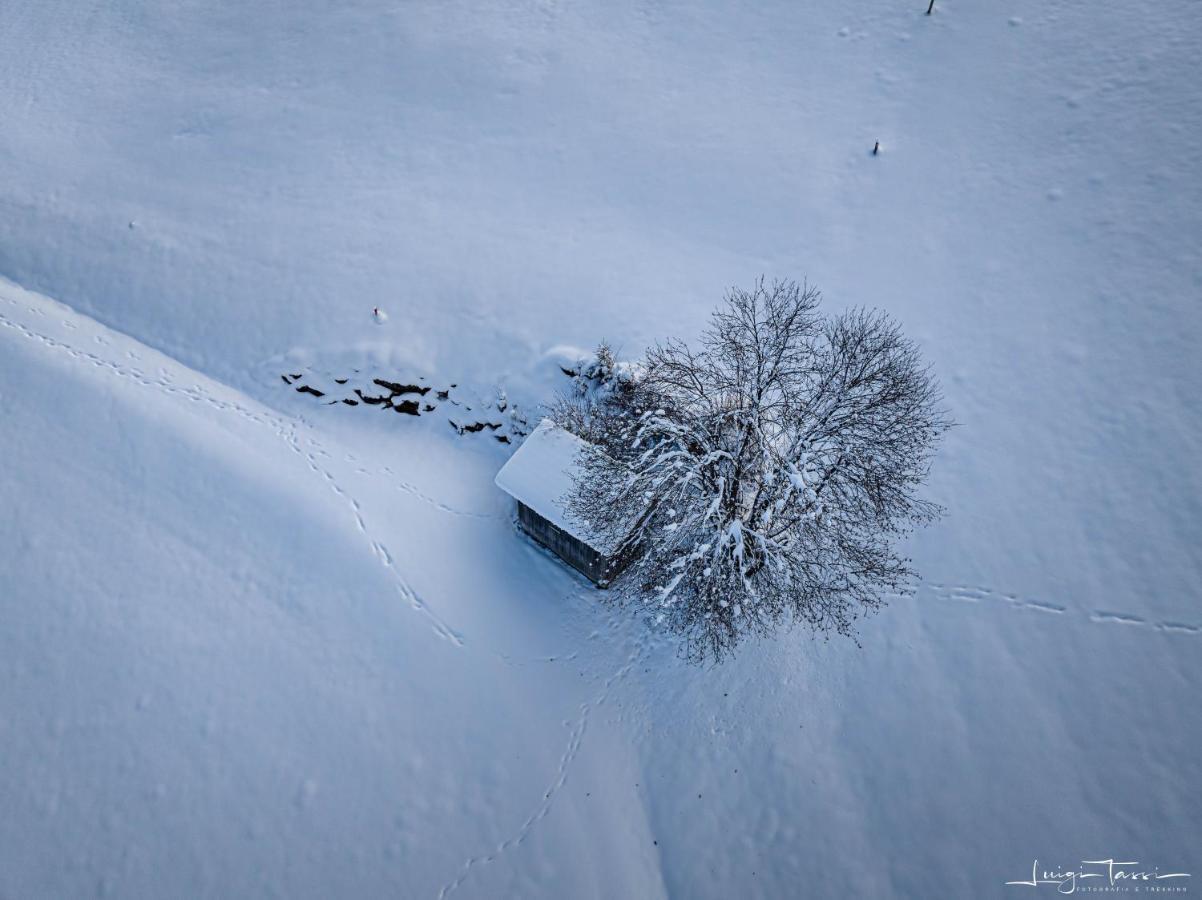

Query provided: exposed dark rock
[373,378,430,396]
[354,389,387,405]
[452,420,502,434]
[285,371,519,444]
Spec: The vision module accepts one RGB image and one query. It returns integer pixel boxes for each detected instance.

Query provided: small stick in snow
[873,141,880,156]
[926,0,935,14]
[372,306,389,324]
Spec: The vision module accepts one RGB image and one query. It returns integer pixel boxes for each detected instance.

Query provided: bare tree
[554,279,950,663]
[551,341,639,447]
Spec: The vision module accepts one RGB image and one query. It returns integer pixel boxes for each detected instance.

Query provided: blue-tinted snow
[494,418,618,555]
[1,0,1200,896]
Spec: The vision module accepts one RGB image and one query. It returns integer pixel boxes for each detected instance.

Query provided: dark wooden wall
[517,502,610,585]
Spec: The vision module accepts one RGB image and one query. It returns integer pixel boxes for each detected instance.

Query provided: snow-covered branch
[552,280,950,662]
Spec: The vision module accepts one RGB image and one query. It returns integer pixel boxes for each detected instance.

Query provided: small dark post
[873,142,880,155]
[926,0,935,14]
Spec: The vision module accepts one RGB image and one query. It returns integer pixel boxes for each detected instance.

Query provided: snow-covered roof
[495,419,618,555]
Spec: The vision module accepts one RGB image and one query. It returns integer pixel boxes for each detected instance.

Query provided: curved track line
[436,603,661,899]
[0,302,467,646]
[923,582,1198,635]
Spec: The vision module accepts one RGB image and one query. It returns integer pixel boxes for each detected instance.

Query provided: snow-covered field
[1,1,1199,897]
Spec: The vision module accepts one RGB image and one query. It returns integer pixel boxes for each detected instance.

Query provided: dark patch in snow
[451,420,501,434]
[281,369,536,444]
[373,378,430,396]
[354,389,387,406]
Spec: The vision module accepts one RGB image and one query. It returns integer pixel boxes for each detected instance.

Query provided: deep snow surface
[1,0,1200,897]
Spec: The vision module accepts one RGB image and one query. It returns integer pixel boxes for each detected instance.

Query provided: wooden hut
[494,419,630,587]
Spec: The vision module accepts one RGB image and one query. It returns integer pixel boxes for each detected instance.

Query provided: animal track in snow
[0,301,469,647]
[284,427,466,648]
[437,600,661,899]
[923,582,1198,635]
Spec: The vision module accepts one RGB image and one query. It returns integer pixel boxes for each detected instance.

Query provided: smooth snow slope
[3,274,1199,897]
[0,281,666,899]
[1,0,1200,896]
